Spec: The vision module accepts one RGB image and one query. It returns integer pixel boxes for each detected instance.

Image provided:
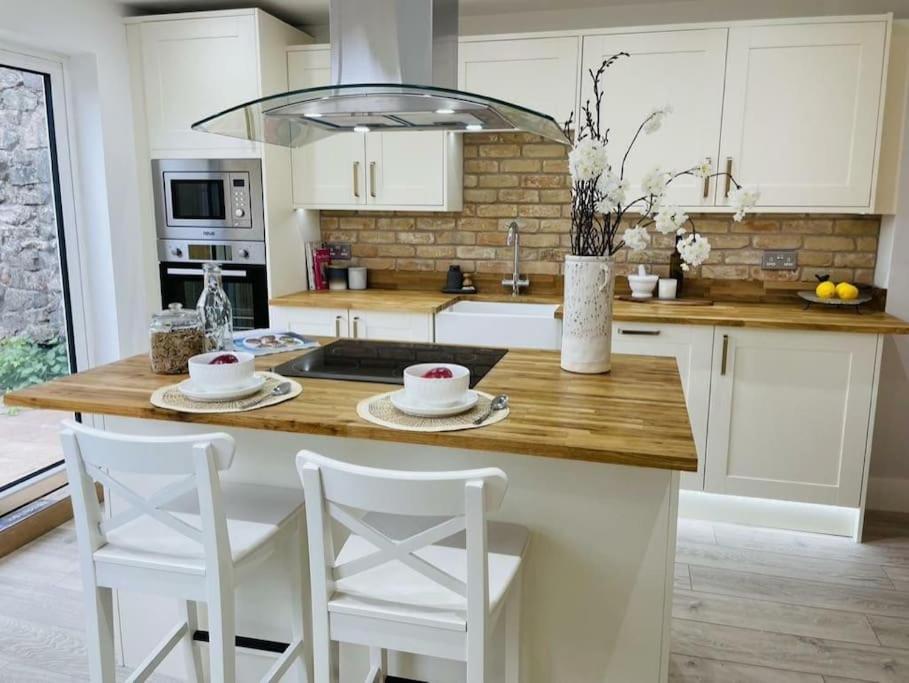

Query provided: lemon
[815,281,836,299]
[838,283,859,300]
[835,281,853,298]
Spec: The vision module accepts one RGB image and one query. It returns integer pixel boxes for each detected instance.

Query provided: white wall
[0,0,156,366]
[869,30,909,511]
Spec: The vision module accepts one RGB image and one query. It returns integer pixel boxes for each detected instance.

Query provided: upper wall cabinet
[135,15,261,157]
[287,46,462,211]
[718,20,888,210]
[458,36,579,126]
[581,29,728,208]
[129,9,307,159]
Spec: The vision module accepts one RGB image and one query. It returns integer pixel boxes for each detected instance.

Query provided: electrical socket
[326,242,352,260]
[762,250,798,270]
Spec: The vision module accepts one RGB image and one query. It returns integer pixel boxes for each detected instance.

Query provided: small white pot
[560,255,615,374]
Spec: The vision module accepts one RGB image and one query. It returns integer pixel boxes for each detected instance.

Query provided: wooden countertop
[270,289,458,314]
[4,346,697,473]
[271,290,909,334]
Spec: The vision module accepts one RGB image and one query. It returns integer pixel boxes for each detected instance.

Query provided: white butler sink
[435,300,562,350]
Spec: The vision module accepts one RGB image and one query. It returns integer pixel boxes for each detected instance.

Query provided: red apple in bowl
[404,363,470,407]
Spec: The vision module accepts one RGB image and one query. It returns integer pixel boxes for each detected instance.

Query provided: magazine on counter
[232,329,319,357]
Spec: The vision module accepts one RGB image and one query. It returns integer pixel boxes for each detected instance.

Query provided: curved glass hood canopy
[192,83,570,147]
[191,0,571,147]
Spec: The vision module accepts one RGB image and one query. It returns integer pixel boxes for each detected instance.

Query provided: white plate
[390,389,479,417]
[178,374,267,402]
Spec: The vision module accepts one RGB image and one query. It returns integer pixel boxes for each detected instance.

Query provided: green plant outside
[0,337,70,396]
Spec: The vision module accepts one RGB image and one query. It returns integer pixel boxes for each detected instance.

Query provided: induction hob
[273,339,507,388]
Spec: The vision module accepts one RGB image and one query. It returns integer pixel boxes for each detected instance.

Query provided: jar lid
[151,303,201,332]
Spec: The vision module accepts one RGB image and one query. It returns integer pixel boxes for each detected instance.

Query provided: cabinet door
[269,306,349,337]
[365,132,446,207]
[458,36,579,125]
[288,46,366,207]
[612,323,713,491]
[350,310,434,343]
[581,30,727,208]
[719,21,887,208]
[139,16,260,155]
[705,328,878,506]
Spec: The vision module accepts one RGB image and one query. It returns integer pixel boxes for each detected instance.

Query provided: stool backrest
[61,420,235,564]
[296,450,508,630]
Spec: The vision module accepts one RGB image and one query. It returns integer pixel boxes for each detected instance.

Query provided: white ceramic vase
[560,255,615,374]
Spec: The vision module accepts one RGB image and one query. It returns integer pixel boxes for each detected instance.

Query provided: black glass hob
[273,339,507,388]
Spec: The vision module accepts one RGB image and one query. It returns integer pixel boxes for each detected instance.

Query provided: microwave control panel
[229,173,252,228]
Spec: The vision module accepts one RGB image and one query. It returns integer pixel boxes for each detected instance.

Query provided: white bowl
[188,351,256,390]
[403,363,470,407]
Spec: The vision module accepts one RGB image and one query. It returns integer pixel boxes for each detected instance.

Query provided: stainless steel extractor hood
[191,0,570,146]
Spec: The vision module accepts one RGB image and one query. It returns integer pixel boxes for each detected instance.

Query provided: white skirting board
[867,476,909,514]
[678,490,861,539]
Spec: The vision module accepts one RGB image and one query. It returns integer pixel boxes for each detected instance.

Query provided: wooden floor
[4,515,909,682]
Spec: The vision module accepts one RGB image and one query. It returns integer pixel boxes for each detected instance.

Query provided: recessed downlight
[435,108,455,115]
[305,113,323,118]
[466,124,484,131]
[353,125,371,133]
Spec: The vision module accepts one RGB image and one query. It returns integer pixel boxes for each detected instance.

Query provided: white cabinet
[458,36,580,125]
[705,328,879,506]
[581,29,728,208]
[269,306,349,338]
[135,14,262,157]
[269,306,434,342]
[287,46,462,211]
[719,20,888,209]
[612,322,714,491]
[349,309,434,342]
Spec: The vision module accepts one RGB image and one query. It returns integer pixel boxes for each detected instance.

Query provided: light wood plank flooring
[4,516,909,681]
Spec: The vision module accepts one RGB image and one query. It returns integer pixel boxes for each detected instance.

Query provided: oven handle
[166,268,248,278]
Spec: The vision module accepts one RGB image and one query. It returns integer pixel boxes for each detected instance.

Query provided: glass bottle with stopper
[196,263,234,351]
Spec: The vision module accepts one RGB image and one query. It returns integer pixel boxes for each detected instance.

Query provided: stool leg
[208,587,236,683]
[504,570,522,683]
[289,517,314,683]
[84,585,116,683]
[182,600,204,682]
[369,647,387,682]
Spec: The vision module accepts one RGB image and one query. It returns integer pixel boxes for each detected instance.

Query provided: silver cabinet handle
[369,161,377,198]
[619,328,661,336]
[702,156,712,198]
[352,316,360,339]
[724,157,733,198]
[353,162,360,198]
[335,315,342,337]
[721,334,730,375]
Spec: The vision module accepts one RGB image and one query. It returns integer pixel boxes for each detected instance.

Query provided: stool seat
[331,514,529,631]
[96,482,305,575]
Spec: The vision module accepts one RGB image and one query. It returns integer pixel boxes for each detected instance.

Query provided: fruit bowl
[187,351,256,390]
[403,363,470,407]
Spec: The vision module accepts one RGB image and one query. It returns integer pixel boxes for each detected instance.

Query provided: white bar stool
[296,451,528,683]
[61,420,312,683]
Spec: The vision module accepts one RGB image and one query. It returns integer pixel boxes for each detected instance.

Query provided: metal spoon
[239,381,293,409]
[473,394,509,425]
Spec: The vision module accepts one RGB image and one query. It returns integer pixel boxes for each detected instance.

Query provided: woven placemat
[357,390,509,432]
[150,372,301,414]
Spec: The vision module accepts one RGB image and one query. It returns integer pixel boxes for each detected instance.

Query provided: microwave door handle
[165,268,248,278]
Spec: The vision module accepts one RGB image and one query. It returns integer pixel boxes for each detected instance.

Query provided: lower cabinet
[349,309,434,342]
[612,322,714,491]
[704,327,879,506]
[269,305,434,342]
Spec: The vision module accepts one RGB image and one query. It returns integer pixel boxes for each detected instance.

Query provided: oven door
[159,263,268,331]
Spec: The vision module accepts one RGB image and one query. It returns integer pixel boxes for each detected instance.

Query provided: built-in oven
[152,158,265,242]
[158,240,269,331]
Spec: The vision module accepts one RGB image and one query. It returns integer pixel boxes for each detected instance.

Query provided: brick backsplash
[321,133,880,284]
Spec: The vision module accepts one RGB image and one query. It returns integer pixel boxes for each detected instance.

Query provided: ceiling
[116,0,672,28]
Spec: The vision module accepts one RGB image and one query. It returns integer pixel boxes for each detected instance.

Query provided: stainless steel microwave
[152,158,265,242]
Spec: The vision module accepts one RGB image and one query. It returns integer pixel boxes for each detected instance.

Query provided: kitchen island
[7,344,695,682]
